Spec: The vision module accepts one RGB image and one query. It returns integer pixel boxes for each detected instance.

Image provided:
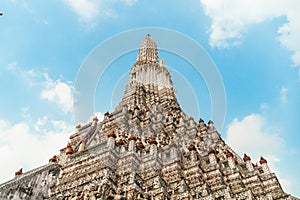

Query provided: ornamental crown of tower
[136,34,158,65]
[129,34,173,92]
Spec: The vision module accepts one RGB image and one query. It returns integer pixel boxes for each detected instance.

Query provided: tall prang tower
[0,35,298,200]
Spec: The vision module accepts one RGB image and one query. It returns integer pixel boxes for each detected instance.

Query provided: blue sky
[1,0,300,196]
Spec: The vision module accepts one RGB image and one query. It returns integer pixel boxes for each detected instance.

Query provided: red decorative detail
[243,153,251,162]
[167,111,173,116]
[76,124,81,129]
[66,143,74,155]
[157,145,163,151]
[104,111,110,116]
[107,130,116,138]
[208,149,215,155]
[128,135,137,141]
[49,155,58,163]
[260,156,267,164]
[148,137,157,145]
[137,142,145,149]
[15,168,23,176]
[226,151,233,158]
[117,139,124,145]
[253,163,258,168]
[188,144,196,151]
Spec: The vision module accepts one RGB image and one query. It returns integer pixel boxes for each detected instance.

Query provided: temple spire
[128,34,173,90]
[118,34,176,110]
[136,34,158,65]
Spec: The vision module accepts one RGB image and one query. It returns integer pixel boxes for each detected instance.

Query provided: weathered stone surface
[0,163,60,199]
[0,34,298,200]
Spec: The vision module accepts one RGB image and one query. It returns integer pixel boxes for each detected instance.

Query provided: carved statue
[153,176,161,188]
[128,173,135,184]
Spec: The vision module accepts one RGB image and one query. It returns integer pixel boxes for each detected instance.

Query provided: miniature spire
[128,134,137,141]
[159,58,164,66]
[137,141,145,149]
[260,156,267,164]
[107,130,117,138]
[198,118,204,123]
[208,120,215,129]
[76,124,81,129]
[15,168,23,176]
[188,144,196,151]
[49,155,58,163]
[65,143,74,155]
[226,151,233,158]
[243,153,251,162]
[78,138,86,152]
[117,139,124,145]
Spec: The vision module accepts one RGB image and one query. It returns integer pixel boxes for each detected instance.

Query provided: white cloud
[280,86,288,104]
[226,114,283,162]
[40,75,73,113]
[121,0,137,6]
[34,116,48,131]
[225,113,292,191]
[260,103,269,112]
[6,63,74,113]
[6,62,46,86]
[64,0,137,24]
[200,0,300,67]
[65,0,101,22]
[7,62,18,70]
[0,117,74,183]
